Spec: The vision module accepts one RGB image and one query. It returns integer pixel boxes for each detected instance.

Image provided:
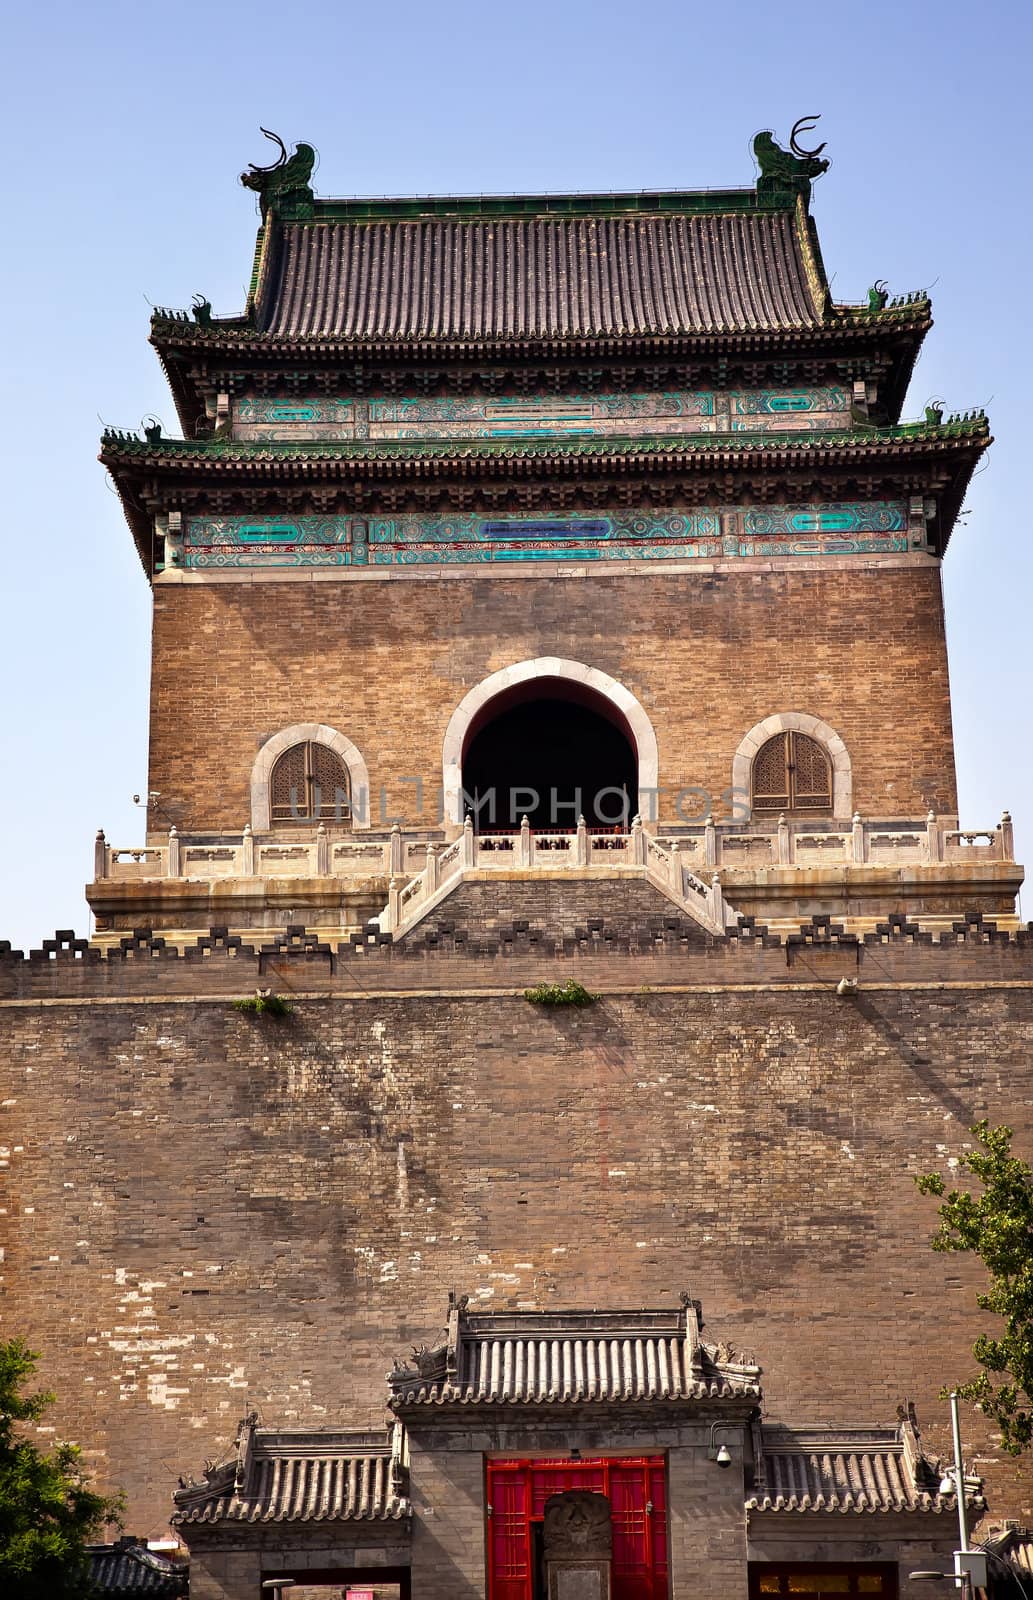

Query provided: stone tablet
[555,1568,606,1600]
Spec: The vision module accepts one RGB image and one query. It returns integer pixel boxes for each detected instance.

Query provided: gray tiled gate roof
[172,1424,410,1527]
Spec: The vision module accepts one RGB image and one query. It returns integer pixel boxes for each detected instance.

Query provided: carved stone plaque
[545,1491,612,1600]
[543,1491,612,1558]
[555,1569,606,1600]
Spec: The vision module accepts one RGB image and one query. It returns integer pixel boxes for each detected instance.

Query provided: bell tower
[92,124,1019,941]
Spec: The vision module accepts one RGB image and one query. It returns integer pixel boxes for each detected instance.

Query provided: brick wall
[1,913,1030,1535]
[148,562,957,833]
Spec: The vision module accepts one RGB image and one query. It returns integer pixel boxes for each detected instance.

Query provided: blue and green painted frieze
[165,502,915,571]
[231,387,851,443]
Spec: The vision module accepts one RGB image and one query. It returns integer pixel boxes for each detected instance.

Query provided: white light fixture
[715,1443,732,1467]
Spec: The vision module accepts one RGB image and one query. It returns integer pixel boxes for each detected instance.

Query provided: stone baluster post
[1000,809,1014,861]
[669,840,682,897]
[575,814,588,867]
[463,815,477,868]
[777,813,790,866]
[389,822,404,875]
[242,823,255,876]
[631,813,646,866]
[167,826,181,878]
[925,811,941,864]
[94,829,108,880]
[426,842,439,894]
[704,814,717,869]
[852,813,865,865]
[388,876,402,929]
[708,872,725,928]
[518,815,532,868]
[316,822,330,875]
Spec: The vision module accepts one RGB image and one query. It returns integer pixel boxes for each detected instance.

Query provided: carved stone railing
[378,816,731,939]
[94,823,407,882]
[651,810,1015,871]
[92,810,1016,887]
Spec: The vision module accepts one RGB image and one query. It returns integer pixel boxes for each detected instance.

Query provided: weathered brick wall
[148,562,957,833]
[2,910,1031,1535]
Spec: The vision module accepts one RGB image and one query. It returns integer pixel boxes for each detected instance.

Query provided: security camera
[132,794,140,805]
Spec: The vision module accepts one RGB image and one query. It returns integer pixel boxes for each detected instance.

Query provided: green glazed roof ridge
[99,415,990,460]
[288,185,788,223]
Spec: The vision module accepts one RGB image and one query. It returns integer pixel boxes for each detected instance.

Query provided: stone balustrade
[93,810,1016,885]
[378,816,730,938]
[95,823,405,882]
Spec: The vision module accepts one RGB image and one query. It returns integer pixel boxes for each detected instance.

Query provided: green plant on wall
[234,990,293,1018]
[523,979,598,1007]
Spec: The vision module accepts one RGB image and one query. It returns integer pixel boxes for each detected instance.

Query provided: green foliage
[234,990,293,1017]
[916,1122,1033,1454]
[523,979,598,1007]
[0,1340,123,1598]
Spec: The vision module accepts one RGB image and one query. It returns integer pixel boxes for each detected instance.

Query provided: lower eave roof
[100,417,988,474]
[101,418,988,575]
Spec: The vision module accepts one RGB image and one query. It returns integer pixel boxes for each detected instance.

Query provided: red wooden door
[487,1457,668,1600]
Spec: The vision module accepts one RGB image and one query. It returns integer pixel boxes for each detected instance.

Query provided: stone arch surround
[731,711,852,821]
[441,658,660,828]
[250,722,372,831]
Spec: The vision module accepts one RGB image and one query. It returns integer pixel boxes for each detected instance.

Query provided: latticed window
[270,741,350,823]
[752,731,832,814]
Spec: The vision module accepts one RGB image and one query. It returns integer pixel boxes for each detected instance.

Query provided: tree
[916,1121,1033,1455]
[0,1339,123,1598]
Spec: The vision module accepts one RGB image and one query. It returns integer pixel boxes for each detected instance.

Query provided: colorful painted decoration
[169,502,911,570]
[232,388,850,442]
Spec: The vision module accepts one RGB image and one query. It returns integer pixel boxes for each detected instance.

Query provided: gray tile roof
[87,1540,187,1595]
[388,1297,761,1407]
[172,1422,410,1527]
[747,1424,985,1517]
[983,1524,1033,1579]
[258,211,823,342]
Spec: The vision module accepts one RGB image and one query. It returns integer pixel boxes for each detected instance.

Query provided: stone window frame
[732,712,852,822]
[250,724,371,832]
[441,658,660,829]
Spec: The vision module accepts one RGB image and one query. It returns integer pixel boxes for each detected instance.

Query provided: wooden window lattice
[270,741,350,823]
[752,731,832,814]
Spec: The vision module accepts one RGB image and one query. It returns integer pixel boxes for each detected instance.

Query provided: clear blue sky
[2,0,1030,949]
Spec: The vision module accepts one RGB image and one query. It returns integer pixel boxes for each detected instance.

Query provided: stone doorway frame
[441,659,660,831]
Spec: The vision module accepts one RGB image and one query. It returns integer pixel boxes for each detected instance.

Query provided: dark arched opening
[461,680,638,832]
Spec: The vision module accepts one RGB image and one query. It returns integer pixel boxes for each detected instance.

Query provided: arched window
[270,740,350,823]
[752,730,832,814]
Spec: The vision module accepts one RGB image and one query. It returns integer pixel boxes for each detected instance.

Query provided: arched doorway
[460,678,638,831]
[442,659,659,831]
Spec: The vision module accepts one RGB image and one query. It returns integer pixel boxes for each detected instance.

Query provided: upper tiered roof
[147,126,934,434]
[102,127,991,573]
[254,205,825,342]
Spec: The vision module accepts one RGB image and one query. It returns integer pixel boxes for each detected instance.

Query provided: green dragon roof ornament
[753,115,830,204]
[240,128,316,220]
